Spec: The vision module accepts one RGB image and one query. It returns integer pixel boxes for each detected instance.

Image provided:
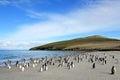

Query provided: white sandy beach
[0,51,120,80]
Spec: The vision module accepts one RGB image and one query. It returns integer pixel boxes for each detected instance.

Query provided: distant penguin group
[39,63,48,72]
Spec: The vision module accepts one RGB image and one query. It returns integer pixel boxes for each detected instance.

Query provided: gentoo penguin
[32,63,35,68]
[4,62,11,69]
[68,64,71,69]
[111,66,116,75]
[25,63,29,69]
[92,63,95,69]
[40,67,43,72]
[67,63,71,70]
[112,56,115,59]
[21,66,25,72]
[52,62,55,66]
[104,60,107,64]
[16,61,19,67]
[19,64,22,69]
[44,65,48,71]
[71,62,74,68]
[62,61,64,66]
[7,64,11,69]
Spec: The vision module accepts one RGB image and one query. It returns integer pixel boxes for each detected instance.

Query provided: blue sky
[0,0,120,50]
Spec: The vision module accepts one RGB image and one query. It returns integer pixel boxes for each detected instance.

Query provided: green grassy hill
[30,35,120,51]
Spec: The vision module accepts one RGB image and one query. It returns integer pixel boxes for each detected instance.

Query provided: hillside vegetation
[30,35,120,51]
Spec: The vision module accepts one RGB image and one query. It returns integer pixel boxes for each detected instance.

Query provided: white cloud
[0,40,45,50]
[9,0,120,41]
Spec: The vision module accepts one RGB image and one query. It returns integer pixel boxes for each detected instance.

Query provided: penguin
[32,63,35,68]
[68,64,71,70]
[25,63,29,69]
[104,60,107,64]
[16,61,19,67]
[21,66,25,72]
[62,61,64,66]
[19,64,22,69]
[52,62,55,66]
[67,63,71,70]
[112,56,115,59]
[7,64,11,69]
[39,67,43,72]
[71,62,74,68]
[77,56,80,63]
[58,63,62,67]
[111,66,116,75]
[44,65,48,71]
[4,62,11,69]
[92,63,95,69]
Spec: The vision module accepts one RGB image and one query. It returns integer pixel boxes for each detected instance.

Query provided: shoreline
[0,50,84,67]
[0,51,120,80]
